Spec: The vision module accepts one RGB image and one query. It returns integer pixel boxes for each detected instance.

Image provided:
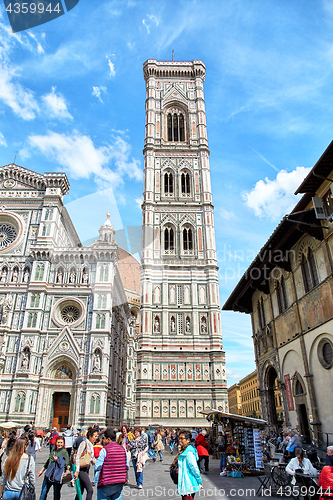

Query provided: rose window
[60,305,80,323]
[0,224,17,248]
[52,298,85,328]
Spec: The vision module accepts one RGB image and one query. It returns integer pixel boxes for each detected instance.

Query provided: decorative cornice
[0,164,70,196]
[143,60,206,81]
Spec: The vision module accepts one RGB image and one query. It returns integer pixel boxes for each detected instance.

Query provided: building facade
[238,371,262,420]
[136,59,228,427]
[0,164,134,429]
[227,383,242,415]
[223,141,333,443]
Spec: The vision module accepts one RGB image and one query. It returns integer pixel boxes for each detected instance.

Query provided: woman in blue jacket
[177,430,202,500]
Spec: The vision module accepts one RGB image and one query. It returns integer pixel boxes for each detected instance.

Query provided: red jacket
[195,434,209,457]
[319,466,333,500]
[50,432,59,445]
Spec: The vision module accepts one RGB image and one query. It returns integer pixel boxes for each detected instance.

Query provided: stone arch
[292,371,306,397]
[260,358,282,426]
[163,101,189,143]
[47,355,78,380]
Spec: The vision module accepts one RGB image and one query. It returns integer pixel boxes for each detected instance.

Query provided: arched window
[97,295,107,309]
[27,313,37,328]
[183,228,193,254]
[14,392,26,412]
[90,394,100,414]
[302,248,319,293]
[164,227,175,254]
[295,379,304,395]
[258,298,266,330]
[45,209,53,221]
[42,224,50,236]
[34,264,44,281]
[96,314,106,329]
[164,172,174,195]
[181,172,191,196]
[99,265,109,282]
[167,111,185,142]
[276,278,287,314]
[30,293,40,308]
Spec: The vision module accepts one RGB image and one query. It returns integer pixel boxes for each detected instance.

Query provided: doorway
[297,403,310,442]
[52,392,71,431]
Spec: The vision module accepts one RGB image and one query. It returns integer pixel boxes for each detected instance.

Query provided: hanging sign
[284,374,294,411]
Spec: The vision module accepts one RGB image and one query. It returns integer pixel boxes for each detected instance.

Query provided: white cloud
[220,208,237,221]
[27,32,45,54]
[242,166,311,221]
[106,56,116,77]
[142,19,150,34]
[143,14,160,34]
[0,64,39,120]
[0,20,40,120]
[92,86,107,103]
[41,87,72,120]
[135,197,143,210]
[25,130,142,189]
[226,369,241,380]
[147,14,160,25]
[0,133,7,147]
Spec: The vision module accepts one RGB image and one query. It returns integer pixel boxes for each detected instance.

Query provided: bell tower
[136,59,228,426]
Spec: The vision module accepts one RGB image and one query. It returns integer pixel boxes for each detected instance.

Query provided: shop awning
[199,409,267,426]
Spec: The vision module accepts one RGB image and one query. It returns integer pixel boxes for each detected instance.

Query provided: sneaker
[138,485,143,489]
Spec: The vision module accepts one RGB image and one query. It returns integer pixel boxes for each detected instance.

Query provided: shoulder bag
[19,456,35,500]
[169,462,178,485]
[79,441,91,468]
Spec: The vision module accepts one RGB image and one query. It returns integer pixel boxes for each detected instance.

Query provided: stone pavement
[34,446,282,500]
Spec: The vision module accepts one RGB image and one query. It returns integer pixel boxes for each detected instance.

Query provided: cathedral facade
[136,59,228,426]
[0,164,135,429]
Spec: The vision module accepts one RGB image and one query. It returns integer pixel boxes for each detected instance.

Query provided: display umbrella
[0,421,22,429]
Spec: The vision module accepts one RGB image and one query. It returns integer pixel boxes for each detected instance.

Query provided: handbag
[19,456,35,500]
[169,463,178,485]
[61,470,72,484]
[79,442,91,468]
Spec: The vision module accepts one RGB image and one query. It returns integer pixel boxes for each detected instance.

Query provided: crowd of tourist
[0,424,211,500]
[1,423,333,500]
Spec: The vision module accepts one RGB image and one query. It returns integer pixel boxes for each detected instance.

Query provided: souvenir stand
[201,410,267,475]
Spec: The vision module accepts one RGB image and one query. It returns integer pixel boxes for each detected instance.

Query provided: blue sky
[1,0,333,384]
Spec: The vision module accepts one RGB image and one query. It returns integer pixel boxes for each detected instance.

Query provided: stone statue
[170,317,175,332]
[69,272,76,284]
[1,269,7,283]
[21,354,29,371]
[82,272,88,284]
[23,270,30,283]
[56,271,63,283]
[201,319,207,333]
[154,316,160,333]
[186,317,191,332]
[0,294,13,326]
[93,352,101,372]
[11,269,18,283]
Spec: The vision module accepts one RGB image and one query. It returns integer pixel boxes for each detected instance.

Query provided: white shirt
[286,457,318,484]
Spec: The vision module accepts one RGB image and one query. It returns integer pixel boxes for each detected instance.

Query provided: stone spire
[97,212,115,244]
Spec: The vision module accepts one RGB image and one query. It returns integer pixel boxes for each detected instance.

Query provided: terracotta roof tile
[118,247,141,294]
